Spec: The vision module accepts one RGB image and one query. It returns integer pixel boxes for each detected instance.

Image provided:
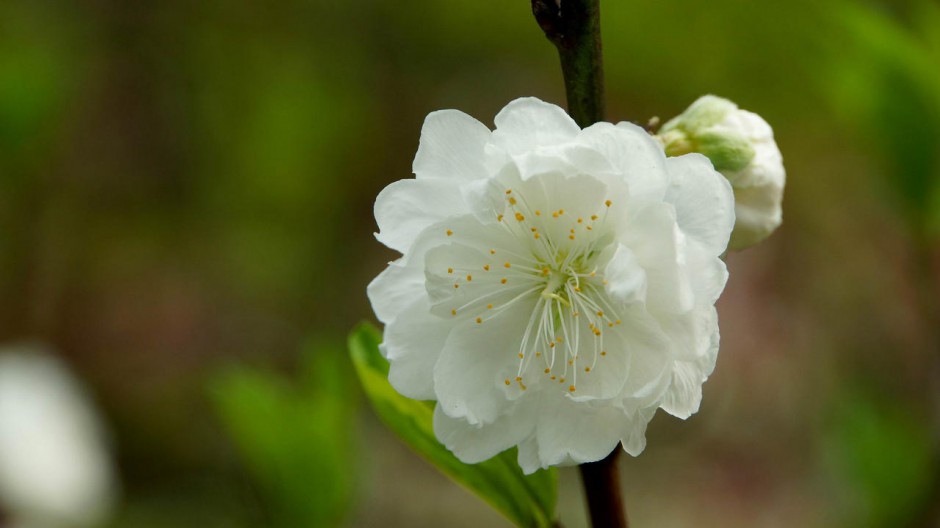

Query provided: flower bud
[658,95,785,250]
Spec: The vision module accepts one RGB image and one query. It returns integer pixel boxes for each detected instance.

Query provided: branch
[532,0,606,127]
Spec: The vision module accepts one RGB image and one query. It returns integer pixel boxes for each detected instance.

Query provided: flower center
[439,184,624,395]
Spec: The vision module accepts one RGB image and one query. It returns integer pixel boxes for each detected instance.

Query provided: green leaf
[209,342,359,528]
[348,322,557,528]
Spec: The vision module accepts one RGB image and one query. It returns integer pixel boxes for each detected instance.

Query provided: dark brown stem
[579,449,628,528]
[531,0,606,127]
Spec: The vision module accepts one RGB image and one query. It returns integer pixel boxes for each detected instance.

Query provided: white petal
[660,308,720,418]
[728,178,784,250]
[434,305,535,425]
[621,407,657,456]
[374,178,468,253]
[533,391,626,467]
[433,398,536,464]
[663,153,735,257]
[413,109,492,181]
[492,98,581,154]
[685,239,729,307]
[516,437,542,475]
[660,361,705,419]
[621,203,694,314]
[603,244,647,305]
[382,296,451,401]
[367,259,424,324]
[577,122,668,201]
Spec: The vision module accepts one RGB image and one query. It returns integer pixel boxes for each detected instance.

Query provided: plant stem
[531,2,623,527]
[531,0,606,127]
[579,450,628,528]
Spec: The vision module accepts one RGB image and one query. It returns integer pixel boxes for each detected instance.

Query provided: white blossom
[368,97,734,473]
[659,95,785,250]
[0,346,117,528]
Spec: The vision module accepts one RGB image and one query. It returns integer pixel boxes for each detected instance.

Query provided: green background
[1,0,939,526]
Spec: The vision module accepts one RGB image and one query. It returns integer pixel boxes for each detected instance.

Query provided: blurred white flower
[0,346,117,528]
[368,97,734,473]
[658,95,785,250]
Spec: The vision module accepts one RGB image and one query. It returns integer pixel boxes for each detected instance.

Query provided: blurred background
[1,0,939,526]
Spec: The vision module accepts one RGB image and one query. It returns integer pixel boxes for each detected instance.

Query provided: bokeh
[1,0,939,526]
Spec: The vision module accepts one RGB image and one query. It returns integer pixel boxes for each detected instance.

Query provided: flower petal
[621,203,694,314]
[603,244,647,305]
[532,391,627,468]
[434,305,535,425]
[577,122,669,201]
[663,153,735,257]
[382,295,451,401]
[367,259,424,324]
[413,109,492,181]
[433,398,537,464]
[374,178,468,253]
[492,98,581,154]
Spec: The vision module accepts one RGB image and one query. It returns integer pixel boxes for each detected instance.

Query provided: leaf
[209,342,358,528]
[348,322,557,528]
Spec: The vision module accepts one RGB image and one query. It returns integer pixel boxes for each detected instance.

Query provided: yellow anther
[596,311,604,317]
[501,278,507,284]
[504,262,511,268]
[515,212,525,221]
[483,264,490,271]
[574,286,581,292]
[550,375,556,380]
[490,249,496,255]
[497,214,504,222]
[569,385,576,392]
[591,214,598,221]
[530,227,537,232]
[593,328,601,336]
[601,351,607,356]
[535,351,542,357]
[577,217,583,223]
[605,200,612,207]
[615,319,621,325]
[549,342,555,348]
[509,196,517,205]
[573,311,580,317]
[570,228,575,233]
[476,317,482,324]
[559,377,565,383]
[542,267,550,275]
[608,322,614,327]
[556,337,563,343]
[534,233,540,239]
[505,379,511,385]
[518,353,524,359]
[544,368,551,374]
[505,189,512,194]
[451,309,457,316]
[487,304,493,309]
[454,284,459,289]
[466,275,472,281]
[535,210,541,216]
[586,225,593,231]
[447,267,453,274]
[590,271,596,277]
[515,376,522,382]
[558,209,565,215]
[568,235,575,240]
[568,359,573,365]
[446,229,453,236]
[585,367,591,373]
[552,212,559,218]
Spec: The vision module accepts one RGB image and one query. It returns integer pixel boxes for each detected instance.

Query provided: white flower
[0,346,117,528]
[368,97,734,473]
[659,95,785,250]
